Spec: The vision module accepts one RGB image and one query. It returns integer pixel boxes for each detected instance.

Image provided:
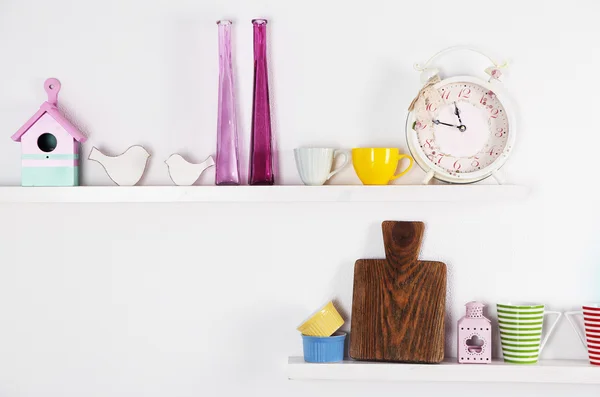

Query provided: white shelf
[287,357,598,384]
[0,185,528,203]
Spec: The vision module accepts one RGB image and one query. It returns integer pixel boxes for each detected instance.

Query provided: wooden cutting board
[350,221,447,363]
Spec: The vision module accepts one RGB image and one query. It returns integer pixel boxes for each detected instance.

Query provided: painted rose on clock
[407,76,514,184]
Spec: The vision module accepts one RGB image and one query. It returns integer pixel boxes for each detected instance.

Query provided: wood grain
[350,221,447,364]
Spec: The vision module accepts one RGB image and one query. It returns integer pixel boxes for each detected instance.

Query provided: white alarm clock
[406,47,515,184]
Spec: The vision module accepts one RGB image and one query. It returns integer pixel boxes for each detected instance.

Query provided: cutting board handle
[382,221,425,270]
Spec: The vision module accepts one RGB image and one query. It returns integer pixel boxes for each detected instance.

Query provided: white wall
[0,0,599,396]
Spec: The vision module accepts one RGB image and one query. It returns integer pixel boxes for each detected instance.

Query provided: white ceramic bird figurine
[88,145,151,186]
[165,154,215,186]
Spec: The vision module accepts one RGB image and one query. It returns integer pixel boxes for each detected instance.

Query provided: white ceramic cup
[294,148,350,186]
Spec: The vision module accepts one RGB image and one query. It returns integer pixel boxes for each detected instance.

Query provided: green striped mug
[497,303,562,364]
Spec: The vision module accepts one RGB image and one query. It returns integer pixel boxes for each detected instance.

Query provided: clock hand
[433,120,460,128]
[454,102,463,124]
[433,119,468,132]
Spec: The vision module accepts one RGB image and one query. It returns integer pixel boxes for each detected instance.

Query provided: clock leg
[422,170,435,185]
[492,170,505,185]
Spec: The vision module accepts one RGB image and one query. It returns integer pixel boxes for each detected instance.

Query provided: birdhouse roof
[10,78,87,143]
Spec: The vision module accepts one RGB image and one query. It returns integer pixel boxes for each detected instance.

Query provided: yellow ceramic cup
[297,301,345,337]
[352,148,414,185]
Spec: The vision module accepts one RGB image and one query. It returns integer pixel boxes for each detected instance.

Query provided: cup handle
[327,150,350,180]
[389,154,414,180]
[565,311,587,348]
[539,310,562,354]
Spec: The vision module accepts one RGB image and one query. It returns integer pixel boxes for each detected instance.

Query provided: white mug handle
[539,310,562,354]
[565,311,587,348]
[327,150,350,180]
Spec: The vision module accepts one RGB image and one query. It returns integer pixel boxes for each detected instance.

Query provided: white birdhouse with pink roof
[10,78,87,186]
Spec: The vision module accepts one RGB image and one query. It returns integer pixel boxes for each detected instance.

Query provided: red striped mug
[565,304,600,365]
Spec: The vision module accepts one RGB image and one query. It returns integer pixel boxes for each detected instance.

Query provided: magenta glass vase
[216,20,241,185]
[249,19,274,185]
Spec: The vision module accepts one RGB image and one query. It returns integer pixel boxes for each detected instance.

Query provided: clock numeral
[428,154,443,165]
[488,146,496,156]
[440,90,450,100]
[453,160,462,170]
[427,154,443,165]
[490,108,500,119]
[471,158,480,168]
[416,121,428,130]
[495,127,504,137]
[424,138,434,149]
[480,95,488,105]
[426,103,437,112]
[458,88,471,99]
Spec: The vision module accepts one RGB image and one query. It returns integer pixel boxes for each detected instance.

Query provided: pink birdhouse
[11,78,87,186]
[458,301,492,364]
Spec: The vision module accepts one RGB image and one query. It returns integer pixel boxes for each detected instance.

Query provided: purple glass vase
[216,20,241,185]
[249,19,274,185]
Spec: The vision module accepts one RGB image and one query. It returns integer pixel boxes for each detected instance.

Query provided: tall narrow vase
[216,20,241,185]
[249,19,274,185]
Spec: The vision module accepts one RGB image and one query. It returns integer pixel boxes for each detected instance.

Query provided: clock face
[410,79,510,179]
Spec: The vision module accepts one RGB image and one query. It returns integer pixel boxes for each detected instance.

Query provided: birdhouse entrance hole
[38,133,57,152]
